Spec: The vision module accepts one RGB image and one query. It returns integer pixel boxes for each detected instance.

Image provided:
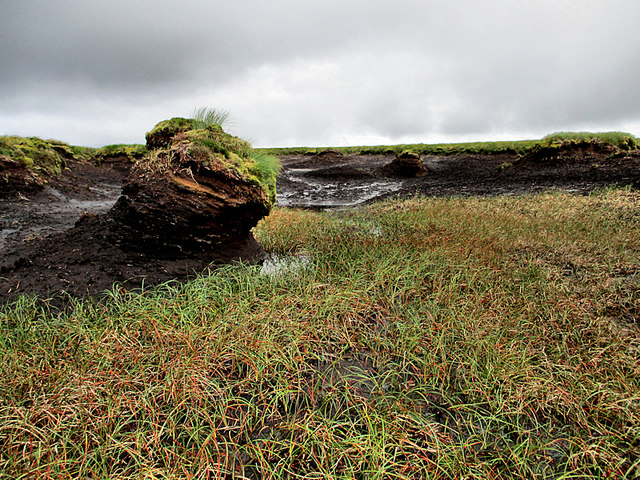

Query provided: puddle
[276,159,404,209]
[67,198,118,211]
[47,187,66,199]
[276,178,403,209]
[0,185,122,251]
[45,186,120,214]
[261,253,311,276]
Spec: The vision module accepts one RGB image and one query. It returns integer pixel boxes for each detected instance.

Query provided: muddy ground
[1,149,639,303]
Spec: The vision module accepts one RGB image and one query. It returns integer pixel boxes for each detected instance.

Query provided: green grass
[249,151,282,205]
[542,131,638,149]
[139,115,279,207]
[1,188,639,478]
[93,144,148,163]
[259,131,639,157]
[192,107,232,130]
[0,136,73,175]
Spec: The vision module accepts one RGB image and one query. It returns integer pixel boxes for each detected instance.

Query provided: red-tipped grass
[1,187,639,478]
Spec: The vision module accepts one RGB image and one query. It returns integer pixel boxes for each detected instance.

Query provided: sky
[1,0,639,148]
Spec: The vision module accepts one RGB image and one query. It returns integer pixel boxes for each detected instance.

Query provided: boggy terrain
[278,143,640,208]
[0,117,278,303]
[1,142,639,303]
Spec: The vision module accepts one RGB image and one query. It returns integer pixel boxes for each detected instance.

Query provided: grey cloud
[1,0,640,146]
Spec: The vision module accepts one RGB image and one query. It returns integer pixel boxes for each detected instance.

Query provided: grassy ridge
[260,131,639,157]
[1,188,639,478]
[2,130,636,181]
[0,136,76,176]
[92,144,148,164]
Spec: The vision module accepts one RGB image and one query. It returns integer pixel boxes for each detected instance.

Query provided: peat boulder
[0,119,279,301]
[110,119,275,254]
[0,136,73,196]
[385,151,425,177]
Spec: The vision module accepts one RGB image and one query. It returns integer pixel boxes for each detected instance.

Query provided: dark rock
[109,134,271,254]
[0,156,47,194]
[302,165,373,180]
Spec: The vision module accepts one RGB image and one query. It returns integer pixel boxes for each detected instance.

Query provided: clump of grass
[141,114,277,207]
[0,136,72,175]
[96,143,147,157]
[92,143,148,164]
[249,151,281,204]
[542,131,638,150]
[191,106,232,130]
[1,188,639,478]
[259,140,541,157]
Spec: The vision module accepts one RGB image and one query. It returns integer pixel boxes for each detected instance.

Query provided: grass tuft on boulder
[191,107,231,130]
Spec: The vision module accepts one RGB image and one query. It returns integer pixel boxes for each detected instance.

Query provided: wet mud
[1,148,639,303]
[1,161,125,253]
[277,148,640,208]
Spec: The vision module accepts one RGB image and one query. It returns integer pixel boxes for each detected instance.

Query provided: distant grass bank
[2,131,637,187]
[259,131,639,157]
[1,188,639,478]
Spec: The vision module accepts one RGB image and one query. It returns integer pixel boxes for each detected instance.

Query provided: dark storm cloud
[1,0,639,146]
[1,1,219,88]
[1,0,402,88]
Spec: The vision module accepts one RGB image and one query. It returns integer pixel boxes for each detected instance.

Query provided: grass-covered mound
[92,144,148,165]
[2,188,638,478]
[261,131,639,157]
[144,115,280,205]
[0,136,74,174]
[541,131,639,149]
[0,136,79,190]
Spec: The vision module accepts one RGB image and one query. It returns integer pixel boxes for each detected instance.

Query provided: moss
[70,145,96,158]
[184,127,252,157]
[0,136,70,176]
[93,144,148,164]
[99,143,147,156]
[248,151,280,205]
[145,117,198,149]
[141,118,280,208]
[400,149,419,157]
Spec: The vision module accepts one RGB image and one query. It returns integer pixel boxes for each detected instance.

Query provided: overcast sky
[1,0,639,148]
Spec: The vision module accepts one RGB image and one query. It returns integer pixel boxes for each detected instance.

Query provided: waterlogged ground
[277,150,640,208]
[1,149,639,300]
[0,161,125,252]
[276,153,404,208]
[3,150,640,248]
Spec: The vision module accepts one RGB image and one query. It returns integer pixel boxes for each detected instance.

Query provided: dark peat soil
[1,149,639,304]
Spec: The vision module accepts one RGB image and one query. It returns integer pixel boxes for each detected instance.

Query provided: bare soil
[1,148,639,303]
